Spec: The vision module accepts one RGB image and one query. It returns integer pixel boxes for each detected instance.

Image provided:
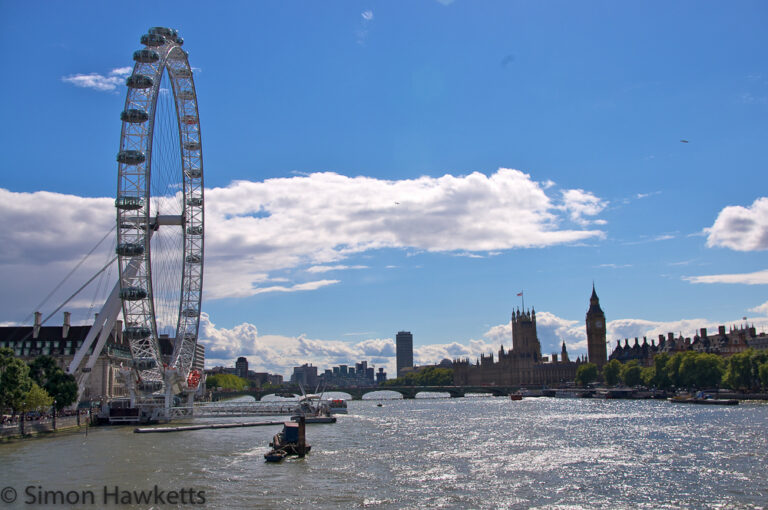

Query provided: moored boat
[669,396,738,406]
[328,399,348,414]
[296,394,331,417]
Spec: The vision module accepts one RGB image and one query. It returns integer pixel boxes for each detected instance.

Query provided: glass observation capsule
[133,49,160,63]
[117,150,146,165]
[120,109,149,123]
[123,326,151,340]
[125,74,153,89]
[120,287,148,301]
[115,196,144,210]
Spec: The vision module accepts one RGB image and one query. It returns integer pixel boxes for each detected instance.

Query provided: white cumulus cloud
[203,169,605,298]
[61,67,133,92]
[560,189,607,226]
[706,197,768,251]
[749,300,768,316]
[0,168,607,316]
[198,312,398,375]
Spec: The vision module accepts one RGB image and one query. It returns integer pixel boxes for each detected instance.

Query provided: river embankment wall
[1,414,88,441]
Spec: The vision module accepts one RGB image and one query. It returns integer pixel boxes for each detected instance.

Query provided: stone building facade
[453,307,582,387]
[609,324,767,366]
[0,314,132,402]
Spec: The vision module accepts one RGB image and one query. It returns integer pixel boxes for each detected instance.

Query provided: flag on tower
[516,292,523,296]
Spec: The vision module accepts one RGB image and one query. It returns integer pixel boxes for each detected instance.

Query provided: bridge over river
[212,385,521,401]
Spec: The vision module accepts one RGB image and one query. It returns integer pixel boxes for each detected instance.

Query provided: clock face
[595,320,603,328]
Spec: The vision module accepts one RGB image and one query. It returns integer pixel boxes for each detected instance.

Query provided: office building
[396,331,413,378]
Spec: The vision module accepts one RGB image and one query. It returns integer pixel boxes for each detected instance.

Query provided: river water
[1,395,766,509]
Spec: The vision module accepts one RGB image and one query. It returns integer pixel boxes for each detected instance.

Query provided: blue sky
[1,1,767,377]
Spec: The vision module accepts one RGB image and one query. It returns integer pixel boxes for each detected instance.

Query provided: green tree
[382,367,453,386]
[651,353,672,389]
[663,351,724,390]
[620,360,642,387]
[0,351,33,415]
[21,383,53,413]
[641,366,656,387]
[0,347,14,371]
[28,355,78,410]
[758,362,768,390]
[665,352,682,388]
[602,359,622,386]
[724,349,768,391]
[691,353,723,388]
[723,351,753,390]
[28,355,58,383]
[750,350,768,390]
[575,363,598,387]
[206,373,248,391]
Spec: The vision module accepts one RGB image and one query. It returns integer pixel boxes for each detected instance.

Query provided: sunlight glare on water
[1,397,766,509]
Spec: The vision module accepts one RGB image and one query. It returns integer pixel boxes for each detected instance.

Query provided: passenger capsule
[126,74,153,89]
[182,308,199,318]
[185,168,202,179]
[140,33,166,47]
[181,115,198,125]
[174,68,192,79]
[177,90,195,101]
[132,357,157,371]
[120,287,148,301]
[120,109,149,123]
[115,196,144,210]
[117,150,146,165]
[174,36,184,46]
[183,142,201,151]
[186,197,203,207]
[137,380,163,392]
[186,225,203,236]
[133,49,160,63]
[185,254,201,264]
[149,27,177,38]
[123,326,151,340]
[116,243,145,257]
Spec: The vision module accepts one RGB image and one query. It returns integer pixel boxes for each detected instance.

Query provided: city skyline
[1,2,767,378]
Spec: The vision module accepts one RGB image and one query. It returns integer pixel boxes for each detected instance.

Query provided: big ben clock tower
[586,284,607,367]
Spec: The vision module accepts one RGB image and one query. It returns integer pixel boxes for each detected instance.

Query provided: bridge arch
[359,390,405,400]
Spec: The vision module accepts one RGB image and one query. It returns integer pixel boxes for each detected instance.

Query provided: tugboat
[264,416,311,462]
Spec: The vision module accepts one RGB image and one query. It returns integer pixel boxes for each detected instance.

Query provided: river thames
[1,396,766,509]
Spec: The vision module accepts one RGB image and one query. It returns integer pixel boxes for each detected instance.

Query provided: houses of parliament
[453,285,607,386]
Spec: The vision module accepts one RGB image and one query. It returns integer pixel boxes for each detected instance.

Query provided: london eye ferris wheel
[115,27,204,397]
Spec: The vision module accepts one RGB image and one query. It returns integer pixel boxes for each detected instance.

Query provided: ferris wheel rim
[115,27,204,396]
